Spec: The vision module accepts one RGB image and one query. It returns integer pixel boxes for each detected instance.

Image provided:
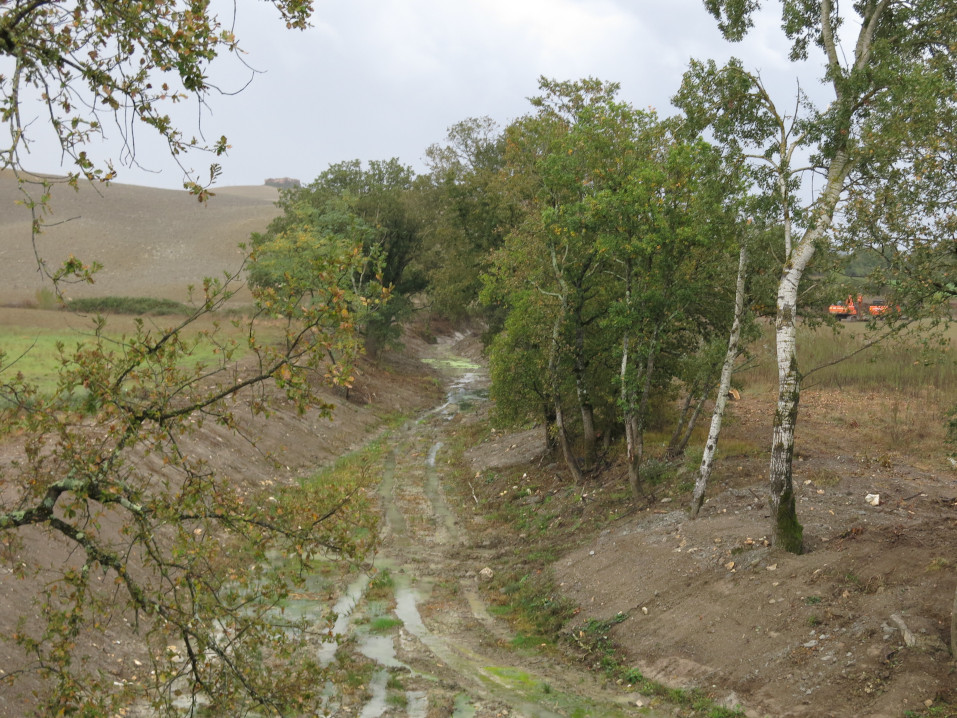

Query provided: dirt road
[321,333,665,718]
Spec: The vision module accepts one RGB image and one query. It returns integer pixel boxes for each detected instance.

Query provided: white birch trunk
[620,268,639,497]
[769,150,850,551]
[691,241,748,518]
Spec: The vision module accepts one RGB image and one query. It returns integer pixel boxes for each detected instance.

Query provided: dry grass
[741,321,957,399]
[737,320,955,459]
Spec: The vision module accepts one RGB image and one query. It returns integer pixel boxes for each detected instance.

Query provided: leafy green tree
[0,0,311,199]
[594,133,740,496]
[423,117,516,321]
[678,0,957,552]
[253,159,427,355]
[485,286,561,454]
[248,193,385,358]
[486,78,635,477]
[485,79,743,491]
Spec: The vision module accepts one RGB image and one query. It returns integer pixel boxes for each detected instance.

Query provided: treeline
[250,80,761,495]
[251,0,957,556]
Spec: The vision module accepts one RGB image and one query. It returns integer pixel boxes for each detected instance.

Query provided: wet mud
[307,334,669,718]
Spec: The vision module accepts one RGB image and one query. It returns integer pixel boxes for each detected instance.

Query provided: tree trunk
[669,376,717,460]
[622,331,640,496]
[578,398,597,469]
[548,314,582,483]
[769,256,811,552]
[769,347,804,552]
[571,280,597,469]
[625,413,641,497]
[542,402,557,454]
[678,388,711,456]
[627,335,657,498]
[667,390,696,458]
[620,263,642,498]
[554,400,582,484]
[692,242,748,517]
[767,143,850,551]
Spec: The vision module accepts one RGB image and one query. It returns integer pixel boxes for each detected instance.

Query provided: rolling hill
[0,171,282,304]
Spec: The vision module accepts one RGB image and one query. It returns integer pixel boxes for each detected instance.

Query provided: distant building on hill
[264,177,301,189]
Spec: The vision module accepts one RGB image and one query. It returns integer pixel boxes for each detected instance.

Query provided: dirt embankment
[1,319,954,717]
[0,332,444,716]
[463,386,957,718]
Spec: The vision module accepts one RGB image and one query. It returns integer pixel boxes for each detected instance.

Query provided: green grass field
[0,307,259,397]
[0,329,76,394]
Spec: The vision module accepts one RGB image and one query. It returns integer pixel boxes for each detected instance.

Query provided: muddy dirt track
[319,333,665,718]
[364,333,957,718]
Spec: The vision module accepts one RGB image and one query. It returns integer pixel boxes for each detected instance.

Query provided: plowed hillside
[0,172,281,304]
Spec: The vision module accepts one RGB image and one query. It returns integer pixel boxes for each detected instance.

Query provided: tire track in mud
[347,335,672,718]
[378,399,566,717]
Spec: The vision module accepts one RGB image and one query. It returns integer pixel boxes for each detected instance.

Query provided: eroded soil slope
[0,332,442,716]
[0,311,954,717]
[463,386,957,718]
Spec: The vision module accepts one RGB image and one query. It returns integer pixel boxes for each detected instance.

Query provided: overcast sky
[15,1,834,190]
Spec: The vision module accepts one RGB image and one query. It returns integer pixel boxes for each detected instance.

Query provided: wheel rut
[329,334,670,717]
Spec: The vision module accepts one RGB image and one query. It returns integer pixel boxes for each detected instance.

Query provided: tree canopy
[250,158,427,355]
[1,0,312,197]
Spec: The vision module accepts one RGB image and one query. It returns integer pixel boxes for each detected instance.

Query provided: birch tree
[679,0,957,552]
[691,239,749,517]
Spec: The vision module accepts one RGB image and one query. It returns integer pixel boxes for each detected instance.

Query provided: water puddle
[452,693,479,717]
[406,690,429,718]
[358,633,405,669]
[426,441,443,466]
[316,572,370,666]
[358,668,389,718]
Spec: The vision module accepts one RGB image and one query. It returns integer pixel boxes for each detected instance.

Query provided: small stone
[479,567,494,581]
[641,606,649,615]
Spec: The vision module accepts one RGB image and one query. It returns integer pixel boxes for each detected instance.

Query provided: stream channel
[294,334,670,717]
